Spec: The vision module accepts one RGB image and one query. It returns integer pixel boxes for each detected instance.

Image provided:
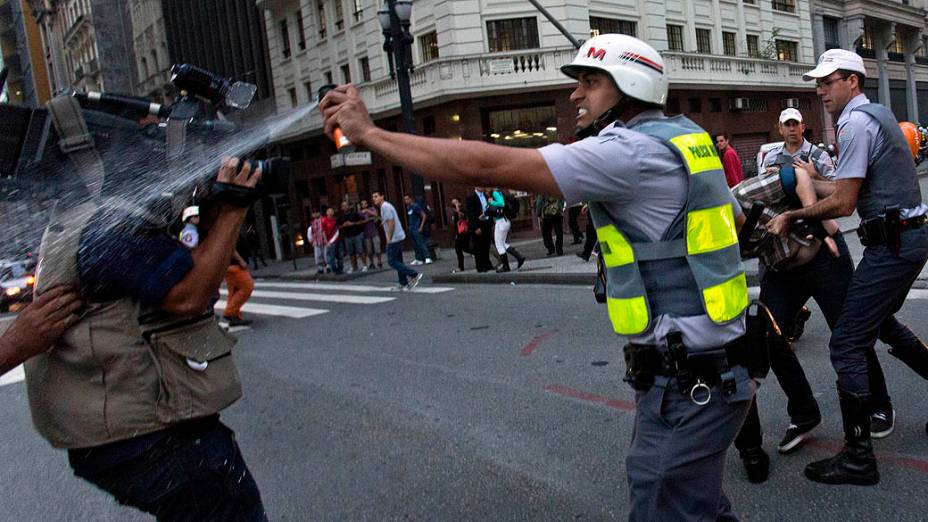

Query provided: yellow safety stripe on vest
[669,133,723,175]
[686,204,738,255]
[606,295,649,335]
[702,272,749,323]
[595,225,635,267]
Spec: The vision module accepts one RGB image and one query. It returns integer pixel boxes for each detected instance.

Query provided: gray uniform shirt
[835,94,927,218]
[762,139,836,179]
[539,110,745,349]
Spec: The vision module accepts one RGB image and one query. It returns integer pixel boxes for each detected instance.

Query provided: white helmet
[182,206,199,222]
[561,34,668,107]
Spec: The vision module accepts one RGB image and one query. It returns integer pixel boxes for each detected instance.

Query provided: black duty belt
[858,212,927,247]
[623,332,746,405]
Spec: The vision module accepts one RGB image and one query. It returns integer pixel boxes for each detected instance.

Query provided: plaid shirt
[732,171,811,269]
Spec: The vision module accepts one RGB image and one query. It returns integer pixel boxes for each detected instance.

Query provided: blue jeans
[386,241,418,285]
[408,227,430,261]
[70,418,267,521]
[830,226,928,396]
[326,240,344,274]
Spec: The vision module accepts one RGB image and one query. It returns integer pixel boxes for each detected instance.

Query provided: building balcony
[274,46,579,142]
[272,47,816,142]
[662,52,814,90]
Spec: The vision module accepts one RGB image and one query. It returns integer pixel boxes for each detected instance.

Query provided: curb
[431,271,766,287]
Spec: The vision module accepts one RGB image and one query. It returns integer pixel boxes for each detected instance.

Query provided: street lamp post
[378,0,426,205]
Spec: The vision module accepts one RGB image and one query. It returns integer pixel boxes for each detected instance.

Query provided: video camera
[0,64,290,198]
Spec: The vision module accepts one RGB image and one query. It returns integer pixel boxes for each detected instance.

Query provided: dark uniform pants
[627,375,754,522]
[830,227,928,395]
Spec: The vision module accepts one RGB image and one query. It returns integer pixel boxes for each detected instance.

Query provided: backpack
[423,205,436,227]
[503,193,520,219]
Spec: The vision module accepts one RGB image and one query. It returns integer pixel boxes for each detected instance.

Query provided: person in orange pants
[223,250,254,326]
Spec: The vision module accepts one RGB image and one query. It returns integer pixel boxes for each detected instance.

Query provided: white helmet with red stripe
[561,34,667,107]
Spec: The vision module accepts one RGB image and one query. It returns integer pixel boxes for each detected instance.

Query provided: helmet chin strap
[575,96,635,139]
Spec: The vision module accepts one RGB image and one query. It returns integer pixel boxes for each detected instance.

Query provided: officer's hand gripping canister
[317,84,354,152]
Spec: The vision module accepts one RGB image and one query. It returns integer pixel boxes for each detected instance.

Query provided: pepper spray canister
[317,84,354,152]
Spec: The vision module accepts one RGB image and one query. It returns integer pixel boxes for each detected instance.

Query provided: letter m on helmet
[587,47,607,61]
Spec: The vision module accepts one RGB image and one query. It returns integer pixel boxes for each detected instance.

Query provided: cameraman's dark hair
[716,133,731,141]
[372,190,383,197]
[838,69,866,87]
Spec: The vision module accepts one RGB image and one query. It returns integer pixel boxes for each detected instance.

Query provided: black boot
[739,446,770,484]
[804,385,879,485]
[506,247,526,269]
[496,253,511,273]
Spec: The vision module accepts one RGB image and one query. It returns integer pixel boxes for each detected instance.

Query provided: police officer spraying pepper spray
[768,49,928,485]
[321,34,767,521]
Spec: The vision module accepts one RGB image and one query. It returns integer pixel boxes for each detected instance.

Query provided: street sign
[488,59,515,74]
[330,151,372,168]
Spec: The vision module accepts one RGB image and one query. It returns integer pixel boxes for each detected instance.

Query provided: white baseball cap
[803,48,866,81]
[182,206,199,222]
[779,108,803,124]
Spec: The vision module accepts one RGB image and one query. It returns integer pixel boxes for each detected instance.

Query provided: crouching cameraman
[26,155,267,521]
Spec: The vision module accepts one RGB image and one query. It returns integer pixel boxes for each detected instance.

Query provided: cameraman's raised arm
[78,158,260,317]
[160,158,260,315]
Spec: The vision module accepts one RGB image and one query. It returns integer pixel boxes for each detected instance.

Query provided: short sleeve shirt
[762,139,836,179]
[379,202,406,244]
[78,209,193,306]
[538,110,745,348]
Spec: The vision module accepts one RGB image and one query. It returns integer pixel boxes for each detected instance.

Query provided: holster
[744,301,775,379]
[858,205,907,249]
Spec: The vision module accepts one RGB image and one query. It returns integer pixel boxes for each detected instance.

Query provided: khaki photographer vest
[25,201,242,449]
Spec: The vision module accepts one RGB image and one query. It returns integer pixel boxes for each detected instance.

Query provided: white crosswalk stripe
[214,300,328,318]
[252,281,455,294]
[220,288,395,305]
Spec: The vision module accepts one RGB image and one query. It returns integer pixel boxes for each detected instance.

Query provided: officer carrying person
[22,91,269,519]
[731,106,920,483]
[768,48,928,485]
[321,33,765,521]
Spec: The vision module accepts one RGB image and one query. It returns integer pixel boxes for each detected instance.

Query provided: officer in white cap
[322,33,757,521]
[179,205,200,249]
[762,108,835,179]
[768,48,928,486]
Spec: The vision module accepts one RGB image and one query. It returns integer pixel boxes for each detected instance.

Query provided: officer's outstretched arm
[321,84,562,197]
[160,158,260,316]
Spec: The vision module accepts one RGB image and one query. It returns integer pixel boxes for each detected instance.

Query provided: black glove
[210,182,262,208]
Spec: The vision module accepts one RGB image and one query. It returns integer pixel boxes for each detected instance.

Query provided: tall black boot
[804,385,879,485]
[496,253,511,273]
[506,247,526,269]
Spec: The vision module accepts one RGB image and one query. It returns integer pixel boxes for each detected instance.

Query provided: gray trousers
[626,376,754,522]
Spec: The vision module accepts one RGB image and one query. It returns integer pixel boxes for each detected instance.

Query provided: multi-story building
[258,0,824,247]
[161,0,279,257]
[0,0,51,106]
[28,0,135,95]
[129,0,171,103]
[810,0,928,133]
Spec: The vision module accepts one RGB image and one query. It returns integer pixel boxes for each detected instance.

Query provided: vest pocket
[147,317,243,424]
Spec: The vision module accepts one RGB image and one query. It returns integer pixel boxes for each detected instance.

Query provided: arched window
[141,57,149,80]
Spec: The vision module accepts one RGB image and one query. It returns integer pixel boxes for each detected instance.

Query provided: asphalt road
[4,279,928,521]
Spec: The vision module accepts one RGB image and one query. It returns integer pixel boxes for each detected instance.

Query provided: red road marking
[543,384,635,412]
[543,385,928,474]
[520,329,559,357]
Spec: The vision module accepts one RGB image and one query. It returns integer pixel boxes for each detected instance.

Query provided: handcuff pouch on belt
[858,205,903,249]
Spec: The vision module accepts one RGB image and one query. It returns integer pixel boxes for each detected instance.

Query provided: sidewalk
[257,166,928,288]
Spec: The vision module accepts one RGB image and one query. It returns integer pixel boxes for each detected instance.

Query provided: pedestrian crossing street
[216,280,455,329]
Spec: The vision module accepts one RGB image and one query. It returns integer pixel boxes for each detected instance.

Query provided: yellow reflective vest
[592,116,748,336]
